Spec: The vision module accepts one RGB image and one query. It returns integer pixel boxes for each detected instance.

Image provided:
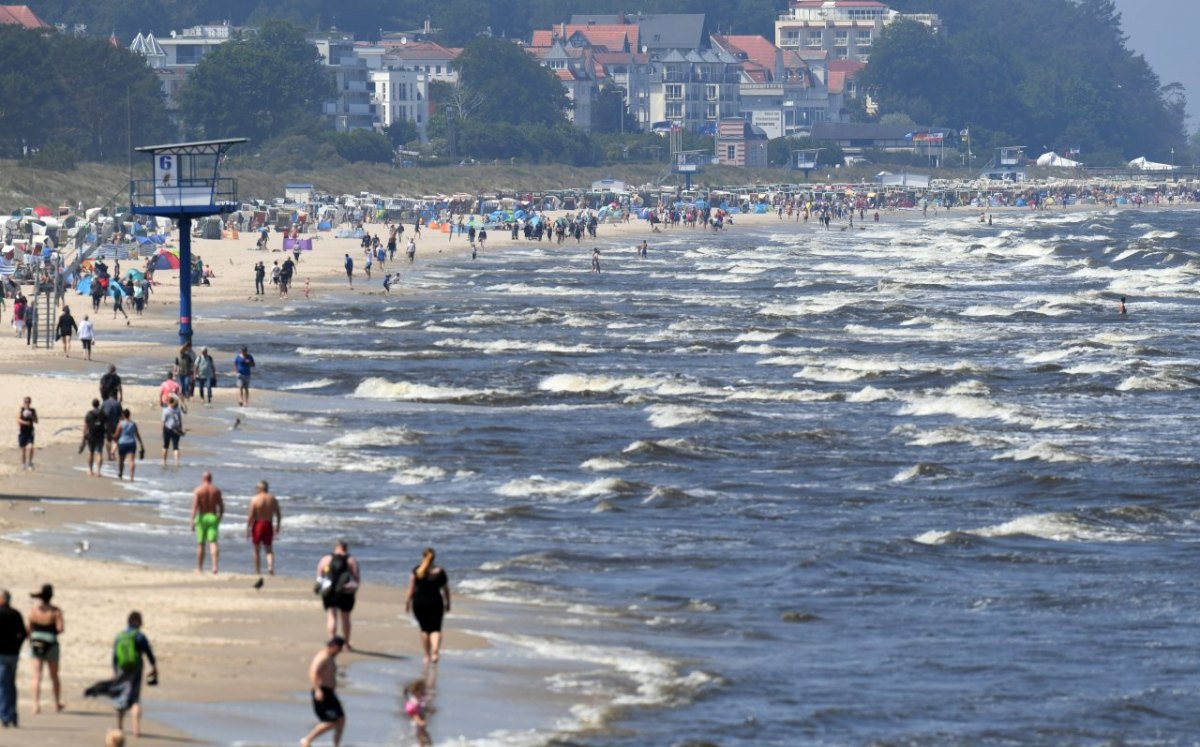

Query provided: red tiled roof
[828,71,847,94]
[827,59,866,76]
[532,24,636,53]
[0,5,48,28]
[554,68,576,81]
[378,39,457,60]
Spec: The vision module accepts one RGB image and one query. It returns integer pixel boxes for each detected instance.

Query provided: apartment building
[648,48,741,133]
[775,0,940,62]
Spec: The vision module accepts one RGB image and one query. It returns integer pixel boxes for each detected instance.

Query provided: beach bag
[322,554,355,597]
[114,630,140,672]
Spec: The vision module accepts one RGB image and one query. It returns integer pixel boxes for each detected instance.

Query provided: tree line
[862,0,1189,164]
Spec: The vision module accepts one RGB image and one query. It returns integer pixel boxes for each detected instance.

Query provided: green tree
[0,25,171,160]
[328,130,394,163]
[452,37,569,127]
[178,20,333,143]
[384,119,419,148]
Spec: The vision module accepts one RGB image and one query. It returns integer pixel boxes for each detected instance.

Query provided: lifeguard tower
[792,148,822,179]
[129,138,246,343]
[982,145,1026,182]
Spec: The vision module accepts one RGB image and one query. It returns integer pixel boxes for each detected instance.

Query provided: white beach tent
[1036,152,1082,168]
[1129,156,1177,171]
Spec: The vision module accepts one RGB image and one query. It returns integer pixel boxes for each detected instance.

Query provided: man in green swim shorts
[190,471,225,574]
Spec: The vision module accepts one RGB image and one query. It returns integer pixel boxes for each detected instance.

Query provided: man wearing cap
[0,590,26,727]
[301,636,346,747]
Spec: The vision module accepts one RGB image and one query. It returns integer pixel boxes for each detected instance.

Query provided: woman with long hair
[404,548,450,665]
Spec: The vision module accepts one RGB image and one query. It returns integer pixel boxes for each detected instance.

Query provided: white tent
[1036,152,1082,168]
[1129,156,1177,171]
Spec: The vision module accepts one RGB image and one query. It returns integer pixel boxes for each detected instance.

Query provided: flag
[960,128,969,137]
[1068,146,1081,156]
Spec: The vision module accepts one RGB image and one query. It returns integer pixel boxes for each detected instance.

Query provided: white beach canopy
[1128,156,1177,171]
[1036,152,1082,168]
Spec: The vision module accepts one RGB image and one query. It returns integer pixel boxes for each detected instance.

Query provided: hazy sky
[1113,0,1199,128]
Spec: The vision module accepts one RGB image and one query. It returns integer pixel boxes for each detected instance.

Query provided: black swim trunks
[322,592,356,613]
[311,687,344,722]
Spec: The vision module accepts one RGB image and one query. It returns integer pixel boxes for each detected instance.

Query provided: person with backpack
[111,611,157,738]
[315,541,360,650]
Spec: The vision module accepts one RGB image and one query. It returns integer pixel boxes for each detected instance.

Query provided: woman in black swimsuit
[404,548,450,665]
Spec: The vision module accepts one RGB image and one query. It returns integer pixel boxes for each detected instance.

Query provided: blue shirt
[234,353,255,377]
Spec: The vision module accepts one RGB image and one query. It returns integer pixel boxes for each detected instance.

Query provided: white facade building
[775,0,940,62]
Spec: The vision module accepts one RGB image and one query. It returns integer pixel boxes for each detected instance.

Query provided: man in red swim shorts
[246,480,282,579]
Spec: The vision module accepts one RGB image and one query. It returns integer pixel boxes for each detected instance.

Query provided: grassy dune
[1,159,894,212]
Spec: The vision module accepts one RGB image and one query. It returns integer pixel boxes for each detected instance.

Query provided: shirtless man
[300,637,346,747]
[246,480,282,577]
[190,472,224,574]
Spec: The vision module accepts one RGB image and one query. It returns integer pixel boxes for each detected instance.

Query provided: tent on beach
[1128,156,1177,171]
[1036,152,1082,168]
[148,248,181,270]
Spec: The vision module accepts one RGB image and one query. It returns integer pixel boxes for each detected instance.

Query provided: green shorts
[195,512,220,544]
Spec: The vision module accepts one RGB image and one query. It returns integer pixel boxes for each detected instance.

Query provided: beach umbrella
[33,205,52,218]
[107,280,127,298]
[123,268,145,282]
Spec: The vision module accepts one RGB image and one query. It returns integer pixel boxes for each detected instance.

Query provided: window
[835,48,849,60]
[834,31,849,46]
[666,102,683,118]
[706,84,719,101]
[856,30,872,46]
[706,103,718,119]
[726,145,736,161]
[783,30,800,45]
[807,31,823,47]
[666,84,683,100]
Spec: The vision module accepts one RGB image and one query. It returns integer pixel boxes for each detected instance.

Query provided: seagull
[232,417,242,430]
[74,540,90,554]
[253,577,264,590]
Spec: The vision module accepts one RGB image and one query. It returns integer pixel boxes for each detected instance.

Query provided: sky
[1113,0,1200,129]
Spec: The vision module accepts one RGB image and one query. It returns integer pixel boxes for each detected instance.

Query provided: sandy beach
[2,197,1185,744]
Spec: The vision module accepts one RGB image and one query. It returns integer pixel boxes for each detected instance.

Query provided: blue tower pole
[178,216,193,343]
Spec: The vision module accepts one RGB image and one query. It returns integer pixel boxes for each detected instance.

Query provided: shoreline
[1,201,1192,745]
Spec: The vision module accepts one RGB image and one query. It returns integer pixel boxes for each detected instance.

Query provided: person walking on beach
[161,395,185,467]
[158,370,181,408]
[234,346,255,407]
[79,314,95,360]
[405,548,450,665]
[176,343,196,401]
[195,348,216,405]
[83,399,108,477]
[26,584,64,714]
[114,409,145,481]
[102,393,122,461]
[191,472,224,574]
[300,636,346,747]
[56,305,77,357]
[0,590,26,728]
[111,611,157,738]
[24,299,36,346]
[100,364,123,403]
[344,254,353,288]
[406,237,416,263]
[17,396,37,471]
[247,480,282,578]
[316,541,359,649]
[254,261,265,295]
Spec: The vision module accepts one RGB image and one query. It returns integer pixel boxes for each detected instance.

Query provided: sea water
[37,208,1200,745]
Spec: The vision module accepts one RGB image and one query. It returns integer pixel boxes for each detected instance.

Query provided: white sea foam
[994,441,1087,463]
[645,404,713,428]
[353,377,508,401]
[495,476,582,498]
[388,465,448,485]
[847,386,899,403]
[580,457,629,471]
[295,346,423,360]
[1116,372,1196,392]
[377,318,417,328]
[327,426,420,448]
[733,330,781,342]
[280,377,337,391]
[914,511,1135,545]
[435,338,603,354]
